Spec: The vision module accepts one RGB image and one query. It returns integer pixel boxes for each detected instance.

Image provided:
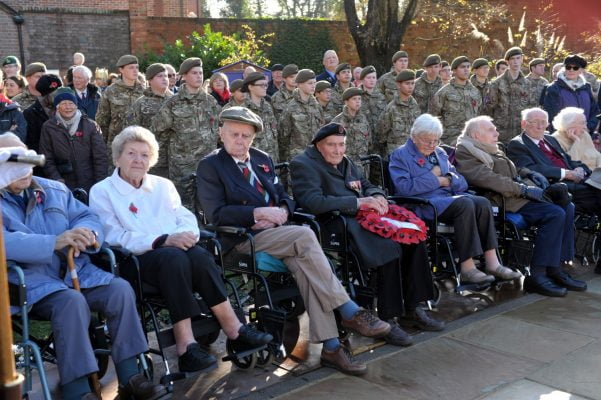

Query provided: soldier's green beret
[24,62,47,77]
[395,69,416,82]
[359,65,376,80]
[504,47,523,60]
[495,59,508,69]
[270,63,284,72]
[230,79,244,93]
[335,63,352,75]
[415,69,424,79]
[441,60,449,68]
[219,106,263,133]
[282,64,299,78]
[311,122,346,144]
[423,54,441,67]
[295,69,315,84]
[315,80,331,93]
[472,58,489,70]
[145,63,167,80]
[116,54,139,68]
[342,87,363,101]
[179,57,202,75]
[242,72,267,92]
[2,56,19,66]
[451,56,470,70]
[392,51,409,63]
[528,58,546,69]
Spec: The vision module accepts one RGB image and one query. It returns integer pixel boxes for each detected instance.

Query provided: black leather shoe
[234,324,273,347]
[400,307,445,332]
[118,373,171,400]
[523,276,567,297]
[178,343,217,372]
[384,319,413,346]
[548,270,587,292]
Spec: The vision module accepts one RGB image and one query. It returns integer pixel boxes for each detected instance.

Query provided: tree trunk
[344,0,420,74]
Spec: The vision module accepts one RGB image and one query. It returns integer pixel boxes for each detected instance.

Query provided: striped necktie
[237,161,272,205]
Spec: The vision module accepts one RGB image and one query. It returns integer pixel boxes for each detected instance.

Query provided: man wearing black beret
[267,63,284,97]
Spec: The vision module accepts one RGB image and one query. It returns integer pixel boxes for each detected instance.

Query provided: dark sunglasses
[565,65,580,71]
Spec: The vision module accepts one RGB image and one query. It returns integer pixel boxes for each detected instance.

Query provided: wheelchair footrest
[222,343,268,363]
[455,282,491,293]
[159,372,187,386]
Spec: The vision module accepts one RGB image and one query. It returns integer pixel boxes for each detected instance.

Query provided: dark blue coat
[69,83,101,120]
[316,70,337,86]
[0,100,27,141]
[543,78,599,133]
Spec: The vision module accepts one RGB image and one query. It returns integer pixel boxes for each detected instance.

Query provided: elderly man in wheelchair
[0,132,169,400]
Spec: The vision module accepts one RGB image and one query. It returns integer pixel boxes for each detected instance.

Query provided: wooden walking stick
[67,244,103,399]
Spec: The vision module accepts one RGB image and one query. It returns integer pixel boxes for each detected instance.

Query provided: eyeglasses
[417,138,440,146]
[526,119,548,126]
[251,83,269,88]
[167,74,176,78]
[565,65,580,71]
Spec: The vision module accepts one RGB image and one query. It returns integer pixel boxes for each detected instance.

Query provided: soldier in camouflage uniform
[413,54,443,114]
[278,69,324,161]
[470,58,492,114]
[12,62,47,110]
[222,79,246,109]
[358,66,387,136]
[238,72,279,160]
[315,80,337,123]
[126,63,173,178]
[494,59,509,79]
[431,56,482,145]
[375,70,421,157]
[271,64,298,121]
[330,63,354,115]
[377,51,409,103]
[151,57,221,208]
[489,47,531,143]
[525,58,549,107]
[331,87,371,163]
[583,69,600,102]
[96,55,144,147]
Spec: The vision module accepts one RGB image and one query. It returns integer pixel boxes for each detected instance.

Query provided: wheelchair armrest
[359,154,383,163]
[198,229,216,240]
[109,245,134,259]
[387,195,432,206]
[291,211,316,224]
[210,225,248,236]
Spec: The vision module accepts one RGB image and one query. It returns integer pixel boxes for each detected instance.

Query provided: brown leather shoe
[321,344,367,376]
[341,308,391,338]
[119,373,171,400]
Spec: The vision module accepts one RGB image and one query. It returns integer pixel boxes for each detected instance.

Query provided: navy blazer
[316,70,337,86]
[507,132,590,182]
[196,147,295,251]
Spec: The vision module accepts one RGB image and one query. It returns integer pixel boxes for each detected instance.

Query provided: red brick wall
[2,0,129,11]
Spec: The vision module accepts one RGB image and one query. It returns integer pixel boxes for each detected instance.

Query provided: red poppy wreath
[356,203,427,244]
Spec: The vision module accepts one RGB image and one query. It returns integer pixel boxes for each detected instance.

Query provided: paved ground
[23,265,601,400]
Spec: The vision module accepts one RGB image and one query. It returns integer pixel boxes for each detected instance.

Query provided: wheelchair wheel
[225,339,257,370]
[89,319,110,379]
[429,280,443,307]
[592,234,601,263]
[277,295,306,321]
[256,347,274,367]
[197,330,220,346]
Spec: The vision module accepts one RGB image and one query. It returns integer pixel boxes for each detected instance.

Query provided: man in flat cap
[358,65,388,135]
[126,63,173,178]
[330,63,354,114]
[271,64,298,121]
[378,50,409,103]
[542,55,599,133]
[375,70,421,157]
[331,87,371,162]
[470,58,492,114]
[413,54,443,114]
[316,49,339,85]
[431,56,482,145]
[198,110,392,376]
[489,47,531,143]
[151,57,221,209]
[290,123,444,345]
[2,55,21,79]
[96,54,144,148]
[525,58,549,108]
[12,62,47,110]
[237,72,279,160]
[315,80,337,124]
[267,63,284,97]
[278,69,324,161]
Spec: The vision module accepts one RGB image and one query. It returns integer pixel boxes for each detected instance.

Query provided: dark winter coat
[543,76,599,133]
[0,100,27,141]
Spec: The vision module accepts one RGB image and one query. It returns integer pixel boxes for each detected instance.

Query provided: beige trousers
[236,225,349,342]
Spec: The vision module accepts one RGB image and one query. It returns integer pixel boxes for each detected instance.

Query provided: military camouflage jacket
[320,100,338,124]
[222,97,246,110]
[524,74,549,108]
[331,106,371,163]
[431,78,482,145]
[330,81,352,115]
[377,68,398,103]
[489,70,531,143]
[271,86,295,121]
[96,78,144,146]
[414,75,443,114]
[278,89,324,161]
[469,75,492,115]
[242,97,279,161]
[12,87,37,110]
[359,86,388,135]
[375,94,421,157]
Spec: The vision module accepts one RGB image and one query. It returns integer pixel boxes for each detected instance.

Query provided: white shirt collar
[109,168,155,195]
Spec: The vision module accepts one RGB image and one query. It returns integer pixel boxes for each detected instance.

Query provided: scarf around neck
[56,109,82,136]
[456,134,499,169]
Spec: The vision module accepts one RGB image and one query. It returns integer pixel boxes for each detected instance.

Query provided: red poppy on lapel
[35,191,43,204]
[258,164,270,173]
[74,131,83,137]
[471,99,477,109]
[417,158,426,167]
[348,180,362,192]
[129,202,138,217]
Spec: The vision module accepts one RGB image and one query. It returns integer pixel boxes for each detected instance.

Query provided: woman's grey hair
[111,126,159,167]
[410,114,443,139]
[72,65,93,81]
[462,115,493,138]
[552,107,586,132]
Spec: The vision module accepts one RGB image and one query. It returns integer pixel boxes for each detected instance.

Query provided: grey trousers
[31,278,147,385]
[236,225,350,342]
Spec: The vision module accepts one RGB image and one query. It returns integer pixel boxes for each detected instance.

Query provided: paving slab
[475,379,592,400]
[360,337,542,400]
[449,315,595,362]
[586,277,601,295]
[528,340,601,400]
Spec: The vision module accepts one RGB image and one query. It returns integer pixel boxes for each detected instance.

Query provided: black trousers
[438,196,498,263]
[566,182,601,215]
[376,241,433,320]
[137,245,228,324]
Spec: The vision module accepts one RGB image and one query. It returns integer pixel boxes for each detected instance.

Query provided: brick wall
[2,0,129,11]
